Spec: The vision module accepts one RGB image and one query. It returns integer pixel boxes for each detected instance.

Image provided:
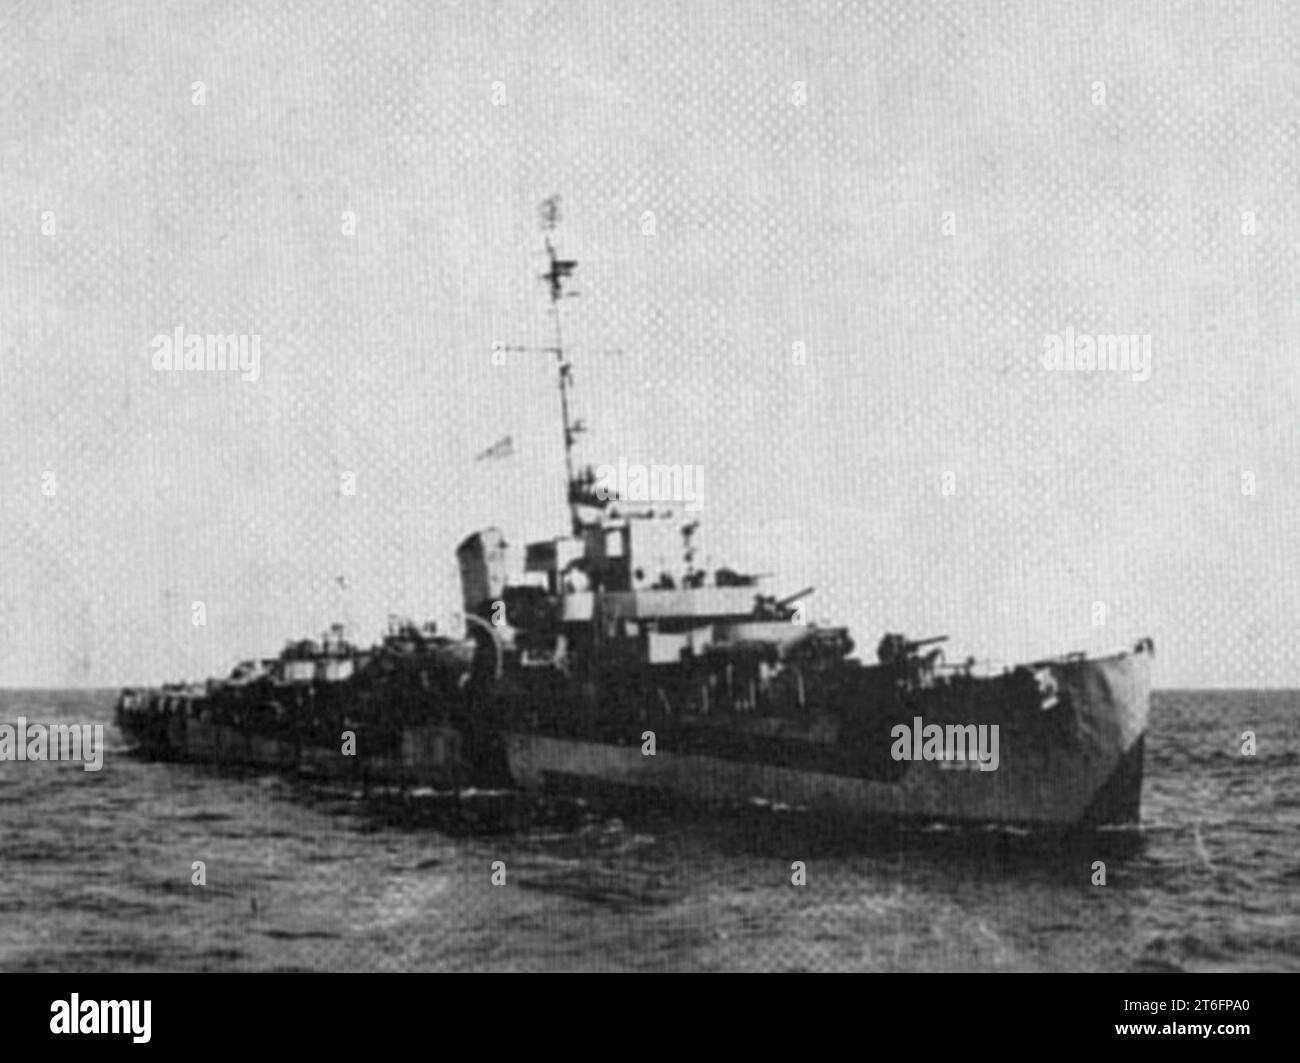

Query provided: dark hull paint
[118,644,1150,830]
[500,646,1152,829]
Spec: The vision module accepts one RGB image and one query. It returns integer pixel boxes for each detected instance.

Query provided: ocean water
[0,688,1295,972]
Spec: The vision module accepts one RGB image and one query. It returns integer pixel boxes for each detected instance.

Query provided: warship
[118,201,1154,830]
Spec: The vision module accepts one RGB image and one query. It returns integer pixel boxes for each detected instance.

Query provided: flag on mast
[475,435,514,461]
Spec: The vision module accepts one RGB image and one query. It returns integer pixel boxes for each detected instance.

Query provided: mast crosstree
[492,197,590,533]
[539,197,582,533]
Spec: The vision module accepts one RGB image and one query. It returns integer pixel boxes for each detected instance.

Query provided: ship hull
[115,706,467,790]
[502,644,1152,830]
[117,643,1152,829]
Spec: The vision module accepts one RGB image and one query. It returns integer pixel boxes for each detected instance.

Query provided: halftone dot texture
[2,0,1298,969]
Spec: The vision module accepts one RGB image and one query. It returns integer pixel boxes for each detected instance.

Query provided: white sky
[2,0,1297,688]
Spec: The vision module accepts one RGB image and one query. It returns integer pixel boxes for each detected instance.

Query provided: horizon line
[0,683,1295,695]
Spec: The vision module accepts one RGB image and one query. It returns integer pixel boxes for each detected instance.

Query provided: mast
[538,196,582,534]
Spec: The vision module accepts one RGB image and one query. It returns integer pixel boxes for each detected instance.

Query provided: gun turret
[876,633,949,666]
[751,586,815,619]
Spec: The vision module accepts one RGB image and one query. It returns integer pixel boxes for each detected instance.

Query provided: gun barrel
[777,586,815,608]
[905,635,949,649]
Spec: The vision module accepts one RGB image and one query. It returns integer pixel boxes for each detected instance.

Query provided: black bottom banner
[1,973,1287,1053]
